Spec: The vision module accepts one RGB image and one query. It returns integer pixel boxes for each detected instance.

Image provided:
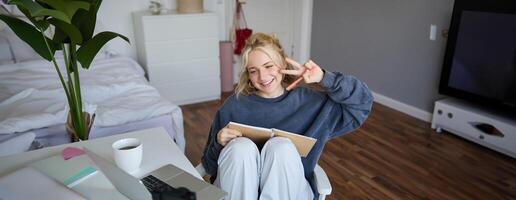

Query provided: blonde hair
[235,33,297,97]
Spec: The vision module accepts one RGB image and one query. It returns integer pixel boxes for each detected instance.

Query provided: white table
[0,127,201,180]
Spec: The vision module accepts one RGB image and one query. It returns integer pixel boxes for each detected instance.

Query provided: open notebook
[227,122,317,157]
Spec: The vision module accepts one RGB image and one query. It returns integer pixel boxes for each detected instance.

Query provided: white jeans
[215,137,314,200]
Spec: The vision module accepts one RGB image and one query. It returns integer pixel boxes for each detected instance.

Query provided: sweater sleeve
[318,70,374,138]
[201,111,225,176]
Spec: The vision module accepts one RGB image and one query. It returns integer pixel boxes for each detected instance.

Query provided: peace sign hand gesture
[281,58,324,90]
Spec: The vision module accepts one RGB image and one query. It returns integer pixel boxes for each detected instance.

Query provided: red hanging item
[233,1,252,55]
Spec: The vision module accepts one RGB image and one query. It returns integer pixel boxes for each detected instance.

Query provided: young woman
[201,33,373,200]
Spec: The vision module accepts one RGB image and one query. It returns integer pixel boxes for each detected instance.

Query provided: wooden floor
[181,92,516,200]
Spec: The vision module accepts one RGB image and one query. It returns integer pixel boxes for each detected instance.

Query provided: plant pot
[66,112,95,142]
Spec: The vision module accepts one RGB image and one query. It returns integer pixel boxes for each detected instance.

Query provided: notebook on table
[29,153,99,188]
[0,167,86,200]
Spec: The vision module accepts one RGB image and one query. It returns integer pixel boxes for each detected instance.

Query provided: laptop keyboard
[142,175,175,192]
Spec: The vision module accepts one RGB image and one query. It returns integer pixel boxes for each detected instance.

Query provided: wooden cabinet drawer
[141,14,218,42]
[145,38,218,64]
[147,59,220,85]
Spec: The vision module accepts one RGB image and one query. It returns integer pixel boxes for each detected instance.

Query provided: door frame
[216,0,313,82]
[297,0,313,63]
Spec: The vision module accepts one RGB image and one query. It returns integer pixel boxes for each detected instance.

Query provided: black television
[439,0,516,113]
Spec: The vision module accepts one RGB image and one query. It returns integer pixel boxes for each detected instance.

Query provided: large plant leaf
[9,0,70,23]
[52,26,70,44]
[77,31,129,69]
[72,0,101,41]
[17,6,50,31]
[48,18,82,44]
[0,15,57,61]
[37,0,89,20]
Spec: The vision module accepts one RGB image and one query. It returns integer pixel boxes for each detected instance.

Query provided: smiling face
[246,50,285,98]
[235,33,298,97]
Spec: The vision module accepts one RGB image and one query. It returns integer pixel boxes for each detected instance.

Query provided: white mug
[112,138,142,173]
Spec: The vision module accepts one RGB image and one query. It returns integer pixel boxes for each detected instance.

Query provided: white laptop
[84,148,226,200]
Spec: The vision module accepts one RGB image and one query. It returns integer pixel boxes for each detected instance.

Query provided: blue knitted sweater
[201,70,373,190]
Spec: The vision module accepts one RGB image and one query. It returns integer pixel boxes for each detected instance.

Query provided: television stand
[431,98,516,158]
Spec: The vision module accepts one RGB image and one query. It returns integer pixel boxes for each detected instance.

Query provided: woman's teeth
[261,79,274,87]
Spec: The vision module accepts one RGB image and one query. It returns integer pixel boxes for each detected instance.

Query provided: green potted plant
[0,0,129,141]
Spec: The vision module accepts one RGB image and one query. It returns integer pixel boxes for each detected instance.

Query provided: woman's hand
[282,58,324,84]
[217,127,242,146]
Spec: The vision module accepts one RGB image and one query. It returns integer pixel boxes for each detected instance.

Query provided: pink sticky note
[62,147,85,160]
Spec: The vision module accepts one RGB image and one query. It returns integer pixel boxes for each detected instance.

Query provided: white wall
[97,0,222,60]
[311,0,453,114]
[98,0,313,83]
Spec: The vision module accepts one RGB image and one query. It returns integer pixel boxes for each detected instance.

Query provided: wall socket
[429,24,437,41]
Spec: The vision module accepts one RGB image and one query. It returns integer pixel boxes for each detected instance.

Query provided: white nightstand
[133,10,221,105]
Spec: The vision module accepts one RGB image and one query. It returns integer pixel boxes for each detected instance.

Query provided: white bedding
[0,57,185,149]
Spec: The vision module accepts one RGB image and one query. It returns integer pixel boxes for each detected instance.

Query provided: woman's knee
[219,137,259,163]
[262,137,298,158]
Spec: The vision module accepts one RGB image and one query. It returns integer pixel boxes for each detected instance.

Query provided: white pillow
[0,35,14,64]
[0,20,7,31]
[0,28,42,62]
[0,132,36,157]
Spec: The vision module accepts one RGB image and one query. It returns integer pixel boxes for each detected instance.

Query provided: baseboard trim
[372,91,433,122]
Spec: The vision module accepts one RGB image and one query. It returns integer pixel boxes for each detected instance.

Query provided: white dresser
[133,10,220,105]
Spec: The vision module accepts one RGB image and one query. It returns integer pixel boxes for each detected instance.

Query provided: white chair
[195,163,332,200]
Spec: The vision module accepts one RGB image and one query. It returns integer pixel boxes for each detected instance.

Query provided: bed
[0,54,186,152]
